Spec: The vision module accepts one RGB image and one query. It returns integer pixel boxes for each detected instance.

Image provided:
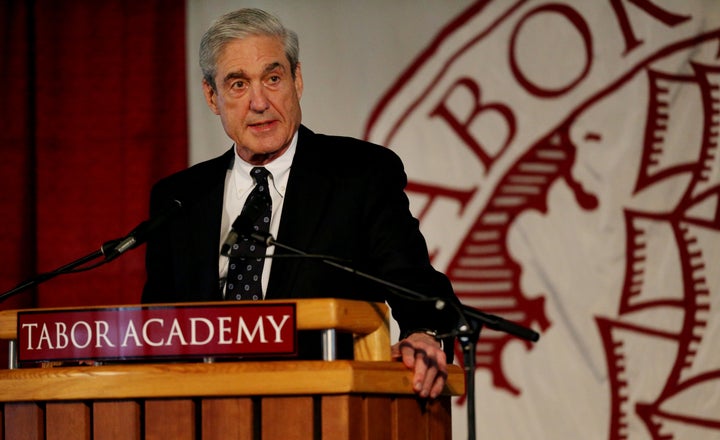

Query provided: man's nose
[249,85,270,112]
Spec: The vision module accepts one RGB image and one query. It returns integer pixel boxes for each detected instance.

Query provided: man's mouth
[249,120,276,130]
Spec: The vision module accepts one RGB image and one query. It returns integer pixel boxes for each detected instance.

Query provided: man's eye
[268,75,281,84]
[231,81,246,89]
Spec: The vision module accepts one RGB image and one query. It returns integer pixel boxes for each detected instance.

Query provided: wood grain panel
[261,396,314,440]
[145,399,195,440]
[45,402,90,440]
[394,397,428,440]
[320,395,364,440]
[3,403,43,440]
[201,398,254,440]
[93,401,141,440]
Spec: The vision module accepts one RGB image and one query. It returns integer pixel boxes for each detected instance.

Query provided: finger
[398,341,418,368]
[390,342,401,360]
[428,368,448,399]
[413,349,433,396]
[428,348,449,398]
[416,347,448,398]
[420,366,438,397]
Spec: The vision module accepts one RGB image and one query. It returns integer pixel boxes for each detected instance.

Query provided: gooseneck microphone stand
[0,239,121,303]
[243,232,540,440]
[0,200,183,303]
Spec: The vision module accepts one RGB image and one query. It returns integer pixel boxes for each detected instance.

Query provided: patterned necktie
[225,167,272,300]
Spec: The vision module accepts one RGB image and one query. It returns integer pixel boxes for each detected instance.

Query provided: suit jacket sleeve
[359,145,460,338]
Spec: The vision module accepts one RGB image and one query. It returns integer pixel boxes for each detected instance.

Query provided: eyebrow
[222,62,286,85]
[263,62,285,75]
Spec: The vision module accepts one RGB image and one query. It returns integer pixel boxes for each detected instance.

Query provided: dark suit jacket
[142,125,459,338]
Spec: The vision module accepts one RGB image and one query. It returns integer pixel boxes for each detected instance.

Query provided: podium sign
[17,303,297,363]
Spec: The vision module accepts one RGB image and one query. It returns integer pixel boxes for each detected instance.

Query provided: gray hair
[199,8,300,90]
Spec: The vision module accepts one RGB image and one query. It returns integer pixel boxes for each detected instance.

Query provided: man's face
[203,35,303,165]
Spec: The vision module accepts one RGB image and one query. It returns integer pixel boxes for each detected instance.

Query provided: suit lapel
[267,126,332,298]
[187,149,233,298]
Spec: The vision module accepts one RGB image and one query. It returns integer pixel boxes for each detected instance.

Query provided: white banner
[188,1,720,439]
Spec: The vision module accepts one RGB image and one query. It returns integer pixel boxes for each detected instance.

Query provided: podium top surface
[0,360,465,402]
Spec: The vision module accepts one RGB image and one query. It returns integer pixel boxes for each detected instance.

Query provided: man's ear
[294,62,303,100]
[202,79,220,115]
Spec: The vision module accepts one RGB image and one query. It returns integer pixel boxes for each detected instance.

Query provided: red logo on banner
[18,304,297,362]
[366,1,720,438]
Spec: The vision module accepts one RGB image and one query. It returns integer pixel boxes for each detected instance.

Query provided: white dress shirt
[219,132,297,298]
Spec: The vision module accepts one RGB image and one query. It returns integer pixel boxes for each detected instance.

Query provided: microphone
[221,196,267,256]
[103,199,183,261]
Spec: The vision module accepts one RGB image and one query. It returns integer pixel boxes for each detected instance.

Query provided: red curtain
[0,0,188,362]
[1,2,35,313]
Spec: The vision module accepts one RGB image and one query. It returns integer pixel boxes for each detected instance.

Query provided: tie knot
[251,167,270,184]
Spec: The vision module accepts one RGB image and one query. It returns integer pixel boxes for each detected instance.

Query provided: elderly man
[142,8,460,399]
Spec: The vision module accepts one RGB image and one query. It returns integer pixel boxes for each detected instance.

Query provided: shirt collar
[231,131,297,198]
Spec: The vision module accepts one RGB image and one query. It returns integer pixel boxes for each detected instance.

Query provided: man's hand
[391,332,448,399]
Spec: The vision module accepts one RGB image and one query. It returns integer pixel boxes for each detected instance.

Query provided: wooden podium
[0,299,465,440]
